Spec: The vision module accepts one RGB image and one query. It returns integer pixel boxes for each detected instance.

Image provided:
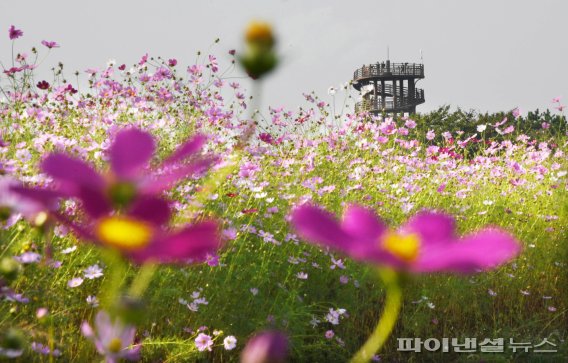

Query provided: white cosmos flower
[477,124,487,132]
[223,336,237,350]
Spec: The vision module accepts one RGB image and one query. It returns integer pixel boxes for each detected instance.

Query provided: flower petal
[77,186,112,218]
[402,211,455,243]
[94,311,112,340]
[290,205,352,251]
[163,134,207,166]
[130,220,221,264]
[128,196,171,226]
[110,128,155,179]
[42,153,105,190]
[414,228,521,273]
[81,321,94,339]
[10,185,61,209]
[342,204,386,242]
[139,157,216,194]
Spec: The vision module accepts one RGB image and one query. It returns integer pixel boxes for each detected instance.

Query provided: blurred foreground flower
[292,204,522,362]
[82,311,140,362]
[241,331,288,363]
[291,204,521,273]
[238,21,278,80]
[15,128,222,264]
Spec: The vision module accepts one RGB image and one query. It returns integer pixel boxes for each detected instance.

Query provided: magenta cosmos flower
[291,204,521,273]
[8,25,23,40]
[14,128,221,263]
[82,311,140,363]
[41,40,59,49]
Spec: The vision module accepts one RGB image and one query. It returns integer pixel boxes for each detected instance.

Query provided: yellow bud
[245,21,275,48]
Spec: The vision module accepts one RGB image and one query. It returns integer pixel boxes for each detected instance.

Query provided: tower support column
[381,79,385,110]
[373,80,378,111]
[393,79,398,110]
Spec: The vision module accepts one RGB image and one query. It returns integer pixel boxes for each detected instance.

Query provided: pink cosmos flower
[82,311,140,363]
[258,133,274,144]
[41,40,59,49]
[9,25,23,40]
[3,67,24,75]
[139,53,148,66]
[195,333,213,352]
[291,204,521,274]
[14,128,221,264]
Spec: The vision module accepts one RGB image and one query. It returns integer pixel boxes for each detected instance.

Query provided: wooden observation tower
[352,60,425,116]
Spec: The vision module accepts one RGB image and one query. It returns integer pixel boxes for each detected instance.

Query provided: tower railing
[353,63,424,80]
[355,88,425,114]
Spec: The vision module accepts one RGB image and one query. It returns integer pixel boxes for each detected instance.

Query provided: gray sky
[1,0,567,114]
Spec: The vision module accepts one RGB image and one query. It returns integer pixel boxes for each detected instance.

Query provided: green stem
[349,269,403,363]
[100,249,128,309]
[128,262,157,298]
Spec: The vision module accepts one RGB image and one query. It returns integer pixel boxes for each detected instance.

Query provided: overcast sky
[1,0,567,114]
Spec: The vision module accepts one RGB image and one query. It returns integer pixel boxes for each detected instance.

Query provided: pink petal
[76,186,112,218]
[140,157,216,194]
[414,228,521,273]
[402,211,455,244]
[81,321,94,338]
[291,205,352,251]
[42,153,104,189]
[110,128,155,179]
[342,204,386,243]
[163,134,207,166]
[131,220,221,264]
[128,196,171,226]
[10,185,61,209]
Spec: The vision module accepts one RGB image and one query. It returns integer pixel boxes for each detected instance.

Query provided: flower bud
[239,21,278,80]
[245,21,275,48]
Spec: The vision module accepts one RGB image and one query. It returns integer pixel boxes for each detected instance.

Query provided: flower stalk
[350,268,402,363]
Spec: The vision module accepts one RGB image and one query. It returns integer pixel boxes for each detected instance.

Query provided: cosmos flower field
[1,25,567,362]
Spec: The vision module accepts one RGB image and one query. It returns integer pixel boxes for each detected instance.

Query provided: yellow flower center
[382,231,421,262]
[108,338,123,353]
[96,216,153,251]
